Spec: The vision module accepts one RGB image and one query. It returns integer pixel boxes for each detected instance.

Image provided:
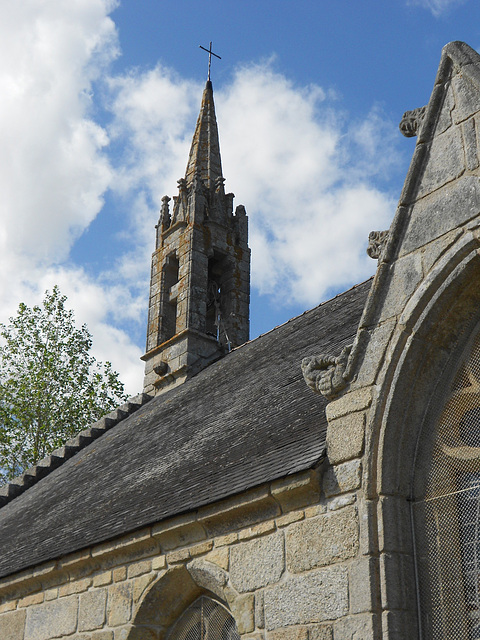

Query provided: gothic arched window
[412,329,480,639]
[161,252,180,341]
[206,252,232,347]
[167,596,240,640]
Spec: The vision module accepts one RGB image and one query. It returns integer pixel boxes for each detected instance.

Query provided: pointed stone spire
[142,79,250,396]
[184,81,223,189]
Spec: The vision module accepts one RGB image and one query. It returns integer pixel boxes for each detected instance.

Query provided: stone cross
[199,41,221,81]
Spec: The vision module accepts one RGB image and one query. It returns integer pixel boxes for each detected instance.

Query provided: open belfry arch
[142,79,250,395]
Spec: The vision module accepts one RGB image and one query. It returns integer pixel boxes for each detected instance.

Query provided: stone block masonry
[0,467,369,640]
[142,80,250,396]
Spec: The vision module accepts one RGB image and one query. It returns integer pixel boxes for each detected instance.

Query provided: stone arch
[364,233,480,636]
[369,234,480,500]
[126,560,231,640]
[168,595,240,640]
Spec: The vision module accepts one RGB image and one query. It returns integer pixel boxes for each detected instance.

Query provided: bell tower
[142,80,250,395]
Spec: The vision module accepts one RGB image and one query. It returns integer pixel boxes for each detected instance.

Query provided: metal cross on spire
[199,41,221,81]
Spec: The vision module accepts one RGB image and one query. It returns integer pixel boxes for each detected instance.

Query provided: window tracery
[167,596,240,640]
[412,330,480,638]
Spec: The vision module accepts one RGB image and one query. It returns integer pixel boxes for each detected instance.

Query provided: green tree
[0,286,128,483]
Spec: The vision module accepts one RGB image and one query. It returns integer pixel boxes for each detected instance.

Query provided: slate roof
[0,279,370,579]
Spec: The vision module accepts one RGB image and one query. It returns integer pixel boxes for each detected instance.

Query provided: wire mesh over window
[412,330,480,639]
[167,596,240,640]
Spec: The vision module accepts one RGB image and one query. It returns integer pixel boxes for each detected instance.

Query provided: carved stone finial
[367,230,389,260]
[399,106,427,137]
[160,195,171,229]
[215,176,225,193]
[235,204,246,217]
[177,178,187,194]
[301,344,352,400]
[193,168,206,195]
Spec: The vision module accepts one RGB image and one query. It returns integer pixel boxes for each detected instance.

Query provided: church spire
[184,81,223,189]
[142,79,251,396]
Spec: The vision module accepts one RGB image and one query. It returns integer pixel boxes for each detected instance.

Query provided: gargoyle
[399,105,426,138]
[302,344,352,400]
[367,230,389,260]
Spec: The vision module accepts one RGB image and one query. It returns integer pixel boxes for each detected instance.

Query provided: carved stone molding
[367,230,389,260]
[159,195,171,230]
[399,105,427,137]
[301,344,352,400]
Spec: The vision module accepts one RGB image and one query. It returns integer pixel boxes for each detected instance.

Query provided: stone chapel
[2,39,480,640]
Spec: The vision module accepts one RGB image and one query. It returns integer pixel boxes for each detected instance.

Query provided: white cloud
[218,65,398,305]
[0,0,117,262]
[407,0,468,17]
[0,0,144,395]
[107,62,400,311]
[0,3,403,398]
[0,261,144,396]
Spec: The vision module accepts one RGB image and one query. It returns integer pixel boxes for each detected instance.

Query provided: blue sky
[0,0,479,394]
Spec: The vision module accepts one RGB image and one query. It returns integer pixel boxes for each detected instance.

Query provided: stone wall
[0,463,373,640]
[306,41,480,640]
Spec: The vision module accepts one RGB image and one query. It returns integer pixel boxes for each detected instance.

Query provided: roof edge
[442,41,480,77]
[0,279,373,510]
[344,41,480,383]
[0,393,153,510]
[0,458,326,586]
[232,278,374,355]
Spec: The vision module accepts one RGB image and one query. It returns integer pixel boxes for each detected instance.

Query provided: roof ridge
[0,393,153,510]
[0,281,372,511]
[231,278,373,353]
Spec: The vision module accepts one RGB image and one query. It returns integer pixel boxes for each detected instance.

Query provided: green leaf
[0,287,128,484]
